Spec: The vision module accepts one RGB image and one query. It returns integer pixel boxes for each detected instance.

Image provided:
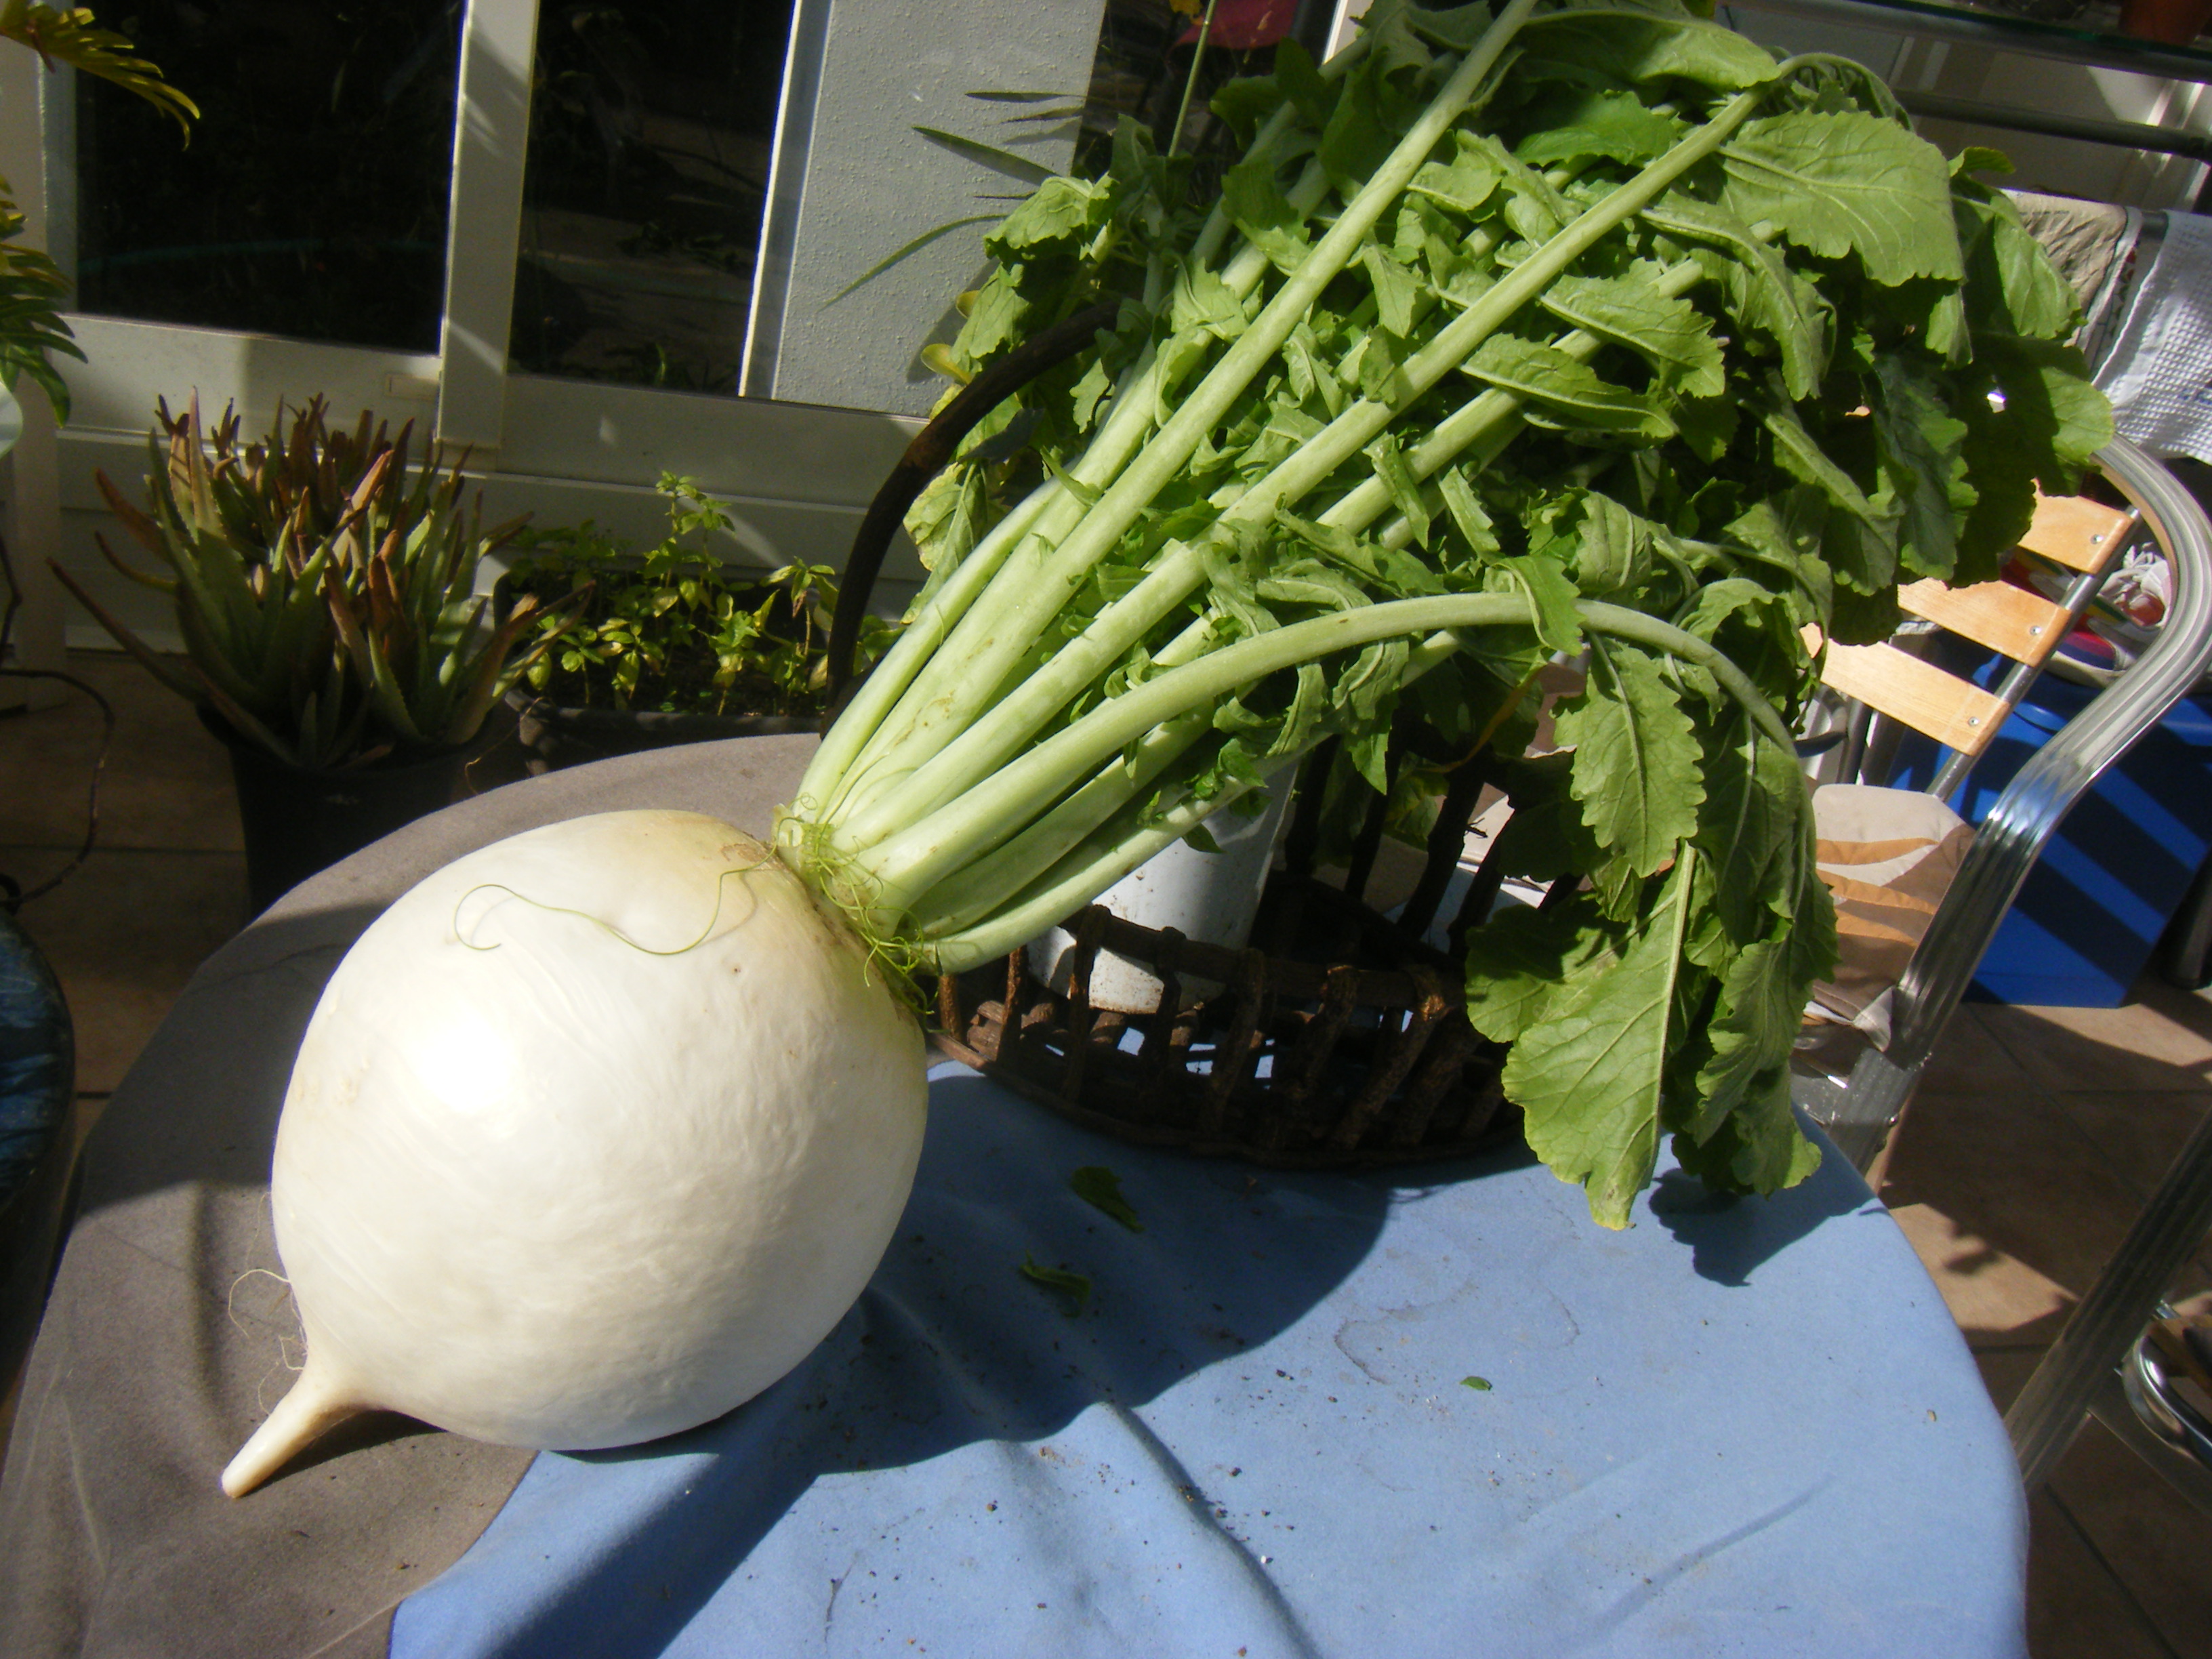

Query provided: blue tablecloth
[0,738,2026,1656]
[392,1065,2026,1658]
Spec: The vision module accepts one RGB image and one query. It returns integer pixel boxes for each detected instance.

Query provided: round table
[0,738,2028,1658]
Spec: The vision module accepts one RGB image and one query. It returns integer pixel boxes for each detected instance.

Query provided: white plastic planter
[1031,786,1294,1014]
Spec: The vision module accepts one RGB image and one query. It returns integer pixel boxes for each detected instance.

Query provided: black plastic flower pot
[202,711,477,913]
[504,691,817,775]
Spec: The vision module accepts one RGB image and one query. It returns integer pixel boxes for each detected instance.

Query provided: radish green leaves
[783,0,2110,1227]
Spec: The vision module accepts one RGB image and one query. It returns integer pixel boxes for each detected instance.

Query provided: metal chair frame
[1786,436,2212,1500]
[1801,438,2212,1174]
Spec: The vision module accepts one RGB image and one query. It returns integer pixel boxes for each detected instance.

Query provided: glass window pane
[509,0,794,393]
[73,1,462,352]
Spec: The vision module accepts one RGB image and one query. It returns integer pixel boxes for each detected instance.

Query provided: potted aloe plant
[496,472,900,771]
[54,396,569,910]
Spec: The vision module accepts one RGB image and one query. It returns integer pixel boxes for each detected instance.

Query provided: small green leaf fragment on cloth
[1070,1165,1145,1231]
[1462,1376,1494,1391]
[1019,1256,1092,1316]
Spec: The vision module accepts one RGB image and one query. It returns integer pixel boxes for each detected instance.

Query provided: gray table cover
[0,737,2028,1656]
[0,737,819,1657]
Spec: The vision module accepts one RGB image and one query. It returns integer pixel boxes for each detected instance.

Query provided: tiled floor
[4,649,2211,1654]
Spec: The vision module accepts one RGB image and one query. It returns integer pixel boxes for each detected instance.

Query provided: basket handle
[823,299,1122,711]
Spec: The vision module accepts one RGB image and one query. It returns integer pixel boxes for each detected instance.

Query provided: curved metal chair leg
[2009,1107,2212,1492]
[1825,1048,1920,1175]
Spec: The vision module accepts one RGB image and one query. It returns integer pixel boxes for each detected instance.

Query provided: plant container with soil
[56,396,566,909]
[498,474,898,771]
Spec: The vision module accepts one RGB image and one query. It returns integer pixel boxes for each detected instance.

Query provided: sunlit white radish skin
[221,810,926,1498]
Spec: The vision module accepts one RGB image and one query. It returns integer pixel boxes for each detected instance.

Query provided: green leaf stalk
[777,0,2111,1226]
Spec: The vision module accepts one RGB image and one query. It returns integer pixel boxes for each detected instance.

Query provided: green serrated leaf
[1494,552,1582,656]
[1692,715,1803,938]
[1223,155,1311,275]
[1407,131,1500,215]
[904,464,986,575]
[1345,725,1391,795]
[1720,110,1962,287]
[1761,398,1899,594]
[1952,144,2014,177]
[1171,261,1250,342]
[1515,85,1684,167]
[1360,242,1420,340]
[1538,271,1725,399]
[1671,1065,1821,1195]
[1437,467,1499,557]
[1566,491,1669,605]
[1644,197,1830,401]
[985,175,1106,260]
[1977,199,2081,342]
[1318,58,1392,194]
[1366,432,1431,548]
[951,276,1032,369]
[1504,848,1701,1229]
[1870,356,1974,581]
[1556,642,1704,877]
[1519,12,1782,90]
[1462,894,1623,1043]
[1462,335,1673,441]
[1355,329,1414,405]
[1950,336,2111,579]
[1686,931,1801,1132]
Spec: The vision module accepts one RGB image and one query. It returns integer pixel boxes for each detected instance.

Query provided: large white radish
[222,810,926,1497]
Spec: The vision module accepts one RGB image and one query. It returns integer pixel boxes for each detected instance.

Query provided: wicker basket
[928,874,1517,1169]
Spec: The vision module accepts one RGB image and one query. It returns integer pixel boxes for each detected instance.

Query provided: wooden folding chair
[1793,441,2212,1179]
[1792,488,2142,1087]
[1812,489,2140,799]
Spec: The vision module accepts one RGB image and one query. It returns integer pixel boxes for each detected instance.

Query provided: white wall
[744,0,1110,416]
